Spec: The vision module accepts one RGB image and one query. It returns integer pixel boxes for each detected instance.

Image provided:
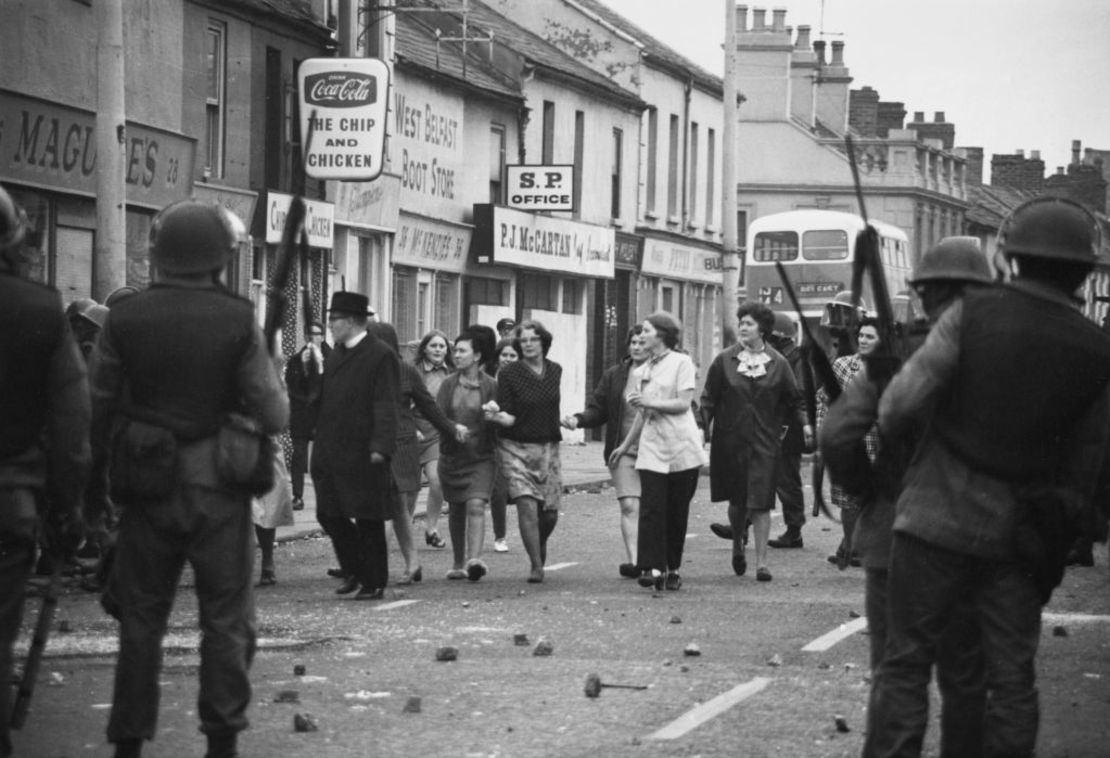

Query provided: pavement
[277,440,613,543]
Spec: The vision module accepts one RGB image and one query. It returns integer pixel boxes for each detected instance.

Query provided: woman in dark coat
[700,301,811,583]
[311,294,400,600]
[562,325,648,578]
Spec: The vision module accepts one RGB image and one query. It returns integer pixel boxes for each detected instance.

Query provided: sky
[600,0,1110,175]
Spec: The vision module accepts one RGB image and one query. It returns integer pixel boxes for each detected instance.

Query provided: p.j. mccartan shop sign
[472,204,614,279]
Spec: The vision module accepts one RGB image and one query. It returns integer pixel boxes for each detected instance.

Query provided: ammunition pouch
[110,418,178,503]
[0,487,39,548]
[1013,483,1083,605]
[214,413,275,497]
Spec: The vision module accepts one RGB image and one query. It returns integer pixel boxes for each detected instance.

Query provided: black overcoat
[311,332,400,521]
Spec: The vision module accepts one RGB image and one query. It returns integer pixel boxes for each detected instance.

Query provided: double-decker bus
[744,210,917,337]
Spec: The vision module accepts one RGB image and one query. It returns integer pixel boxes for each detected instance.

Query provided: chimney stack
[813,39,826,65]
[737,4,748,32]
[1072,139,1082,165]
[752,8,766,30]
[830,40,845,66]
[913,111,924,122]
[772,8,786,31]
[934,111,945,122]
[795,24,811,50]
[1031,150,1041,160]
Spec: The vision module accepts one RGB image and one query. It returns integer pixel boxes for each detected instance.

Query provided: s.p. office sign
[298,58,390,181]
[505,165,574,212]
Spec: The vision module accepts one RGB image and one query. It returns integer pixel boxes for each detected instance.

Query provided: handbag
[110,418,178,502]
[215,412,276,496]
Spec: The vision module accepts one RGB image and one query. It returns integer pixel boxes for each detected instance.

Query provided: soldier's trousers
[107,485,256,744]
[0,538,33,758]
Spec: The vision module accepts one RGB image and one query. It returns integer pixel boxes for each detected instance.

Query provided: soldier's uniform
[0,185,91,758]
[88,201,287,758]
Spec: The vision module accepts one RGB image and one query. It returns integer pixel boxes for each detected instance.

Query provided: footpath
[276,440,612,544]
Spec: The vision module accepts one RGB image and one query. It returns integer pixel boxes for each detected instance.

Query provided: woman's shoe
[412,566,422,583]
[354,587,385,600]
[398,566,423,586]
[618,563,639,579]
[756,567,772,582]
[637,569,663,589]
[466,558,488,582]
[732,554,747,576]
[258,569,276,586]
[446,568,467,580]
[335,576,360,595]
[527,567,545,584]
[425,530,447,549]
[493,538,509,553]
[665,572,682,591]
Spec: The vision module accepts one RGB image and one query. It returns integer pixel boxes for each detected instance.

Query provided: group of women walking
[297,301,815,595]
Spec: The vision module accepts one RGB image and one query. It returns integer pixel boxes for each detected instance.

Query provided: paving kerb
[276,441,817,544]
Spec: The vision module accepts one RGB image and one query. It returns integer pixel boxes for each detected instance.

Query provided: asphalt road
[11,487,1110,757]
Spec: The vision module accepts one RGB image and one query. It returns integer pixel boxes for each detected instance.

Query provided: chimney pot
[795,24,811,49]
[737,4,748,32]
[1031,150,1041,160]
[752,8,766,30]
[1057,167,1065,175]
[830,40,845,66]
[772,8,787,32]
[1016,149,1024,158]
[813,39,826,65]
[1072,139,1081,164]
[934,111,945,122]
[913,111,924,123]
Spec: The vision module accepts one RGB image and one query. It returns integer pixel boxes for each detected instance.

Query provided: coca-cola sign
[303,72,377,108]
[298,58,390,181]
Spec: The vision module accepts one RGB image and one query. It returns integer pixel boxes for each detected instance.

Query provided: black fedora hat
[328,291,373,316]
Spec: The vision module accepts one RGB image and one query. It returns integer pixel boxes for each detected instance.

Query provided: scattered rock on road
[683,643,701,657]
[533,638,554,656]
[293,713,318,732]
[436,646,459,662]
[835,715,851,733]
[403,696,422,713]
[513,633,529,646]
[274,690,300,703]
[293,664,306,676]
[767,654,783,667]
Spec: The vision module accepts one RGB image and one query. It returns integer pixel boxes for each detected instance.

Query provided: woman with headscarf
[700,301,811,583]
[562,325,649,579]
[485,320,563,584]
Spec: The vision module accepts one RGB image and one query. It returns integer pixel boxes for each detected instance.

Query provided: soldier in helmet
[867,200,1110,755]
[821,236,992,756]
[87,200,288,758]
[0,184,91,757]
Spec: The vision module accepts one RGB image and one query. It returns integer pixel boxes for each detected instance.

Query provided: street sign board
[298,58,390,181]
[505,165,575,212]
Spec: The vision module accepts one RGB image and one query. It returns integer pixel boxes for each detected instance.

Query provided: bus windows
[752,231,799,262]
[802,229,850,260]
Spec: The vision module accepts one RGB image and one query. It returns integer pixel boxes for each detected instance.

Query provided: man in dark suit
[284,321,330,510]
[0,185,90,758]
[311,291,400,600]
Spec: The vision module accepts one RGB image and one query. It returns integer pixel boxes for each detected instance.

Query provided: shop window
[392,266,417,341]
[465,277,508,307]
[520,272,557,312]
[54,226,93,302]
[561,279,579,314]
[417,281,429,338]
[8,188,50,284]
[434,272,459,337]
[661,283,675,314]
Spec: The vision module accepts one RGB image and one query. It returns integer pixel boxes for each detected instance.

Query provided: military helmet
[149,200,239,275]
[0,184,28,253]
[999,196,1098,263]
[771,311,797,340]
[909,236,993,286]
[66,298,110,329]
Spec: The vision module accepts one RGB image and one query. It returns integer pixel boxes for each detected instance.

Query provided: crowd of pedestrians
[3,185,1109,758]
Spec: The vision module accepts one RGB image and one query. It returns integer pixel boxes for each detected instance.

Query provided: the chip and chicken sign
[298,58,390,181]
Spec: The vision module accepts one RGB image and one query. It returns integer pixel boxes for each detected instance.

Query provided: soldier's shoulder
[0,272,64,308]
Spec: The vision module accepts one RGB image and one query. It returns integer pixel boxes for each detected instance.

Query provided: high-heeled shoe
[637,569,663,589]
[398,566,423,585]
[425,530,446,548]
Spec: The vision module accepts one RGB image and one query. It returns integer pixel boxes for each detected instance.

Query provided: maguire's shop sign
[0,88,195,209]
[472,204,614,279]
[265,191,334,249]
[298,58,390,181]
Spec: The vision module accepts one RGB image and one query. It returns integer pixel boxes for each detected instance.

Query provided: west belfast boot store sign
[298,58,390,181]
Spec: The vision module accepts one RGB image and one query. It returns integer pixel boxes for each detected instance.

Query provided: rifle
[10,562,61,730]
[774,261,839,521]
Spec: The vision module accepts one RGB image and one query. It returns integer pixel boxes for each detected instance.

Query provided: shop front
[639,235,725,377]
[472,204,615,436]
[0,88,196,301]
[392,211,472,344]
[262,191,334,356]
[331,174,401,329]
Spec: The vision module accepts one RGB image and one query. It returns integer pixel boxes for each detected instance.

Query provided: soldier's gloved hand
[43,507,85,561]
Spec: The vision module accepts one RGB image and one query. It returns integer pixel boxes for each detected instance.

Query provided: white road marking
[648,677,772,740]
[543,562,578,572]
[1043,612,1110,624]
[802,617,869,652]
[373,599,421,611]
